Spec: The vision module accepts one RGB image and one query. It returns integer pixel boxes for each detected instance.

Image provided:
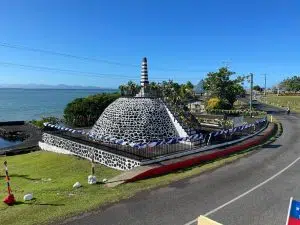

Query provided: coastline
[0,88,117,121]
[0,121,42,154]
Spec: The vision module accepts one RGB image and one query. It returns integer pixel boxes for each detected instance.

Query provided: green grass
[0,148,266,225]
[261,95,300,112]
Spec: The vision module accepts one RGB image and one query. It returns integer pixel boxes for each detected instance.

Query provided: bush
[64,92,120,128]
[31,116,61,128]
[206,97,222,110]
[206,97,231,110]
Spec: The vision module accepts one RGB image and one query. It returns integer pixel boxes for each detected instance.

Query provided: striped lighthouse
[141,57,149,87]
[137,57,149,97]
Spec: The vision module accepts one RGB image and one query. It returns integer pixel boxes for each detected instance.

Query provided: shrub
[206,97,231,110]
[206,97,222,110]
[31,116,61,128]
[64,92,120,127]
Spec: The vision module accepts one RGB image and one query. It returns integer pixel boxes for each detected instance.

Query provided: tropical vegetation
[31,116,61,128]
[278,76,300,92]
[203,67,246,109]
[119,80,196,104]
[253,85,264,92]
[63,93,120,127]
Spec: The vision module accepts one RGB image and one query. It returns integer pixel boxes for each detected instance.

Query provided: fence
[43,117,267,161]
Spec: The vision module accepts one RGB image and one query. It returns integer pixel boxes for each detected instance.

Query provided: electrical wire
[0,41,208,73]
[0,61,191,82]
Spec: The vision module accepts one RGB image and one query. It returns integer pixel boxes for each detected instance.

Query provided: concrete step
[105,165,154,188]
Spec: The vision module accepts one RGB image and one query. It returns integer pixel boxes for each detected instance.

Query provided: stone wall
[40,133,141,171]
[90,97,178,142]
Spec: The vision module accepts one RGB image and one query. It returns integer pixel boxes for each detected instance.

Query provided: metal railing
[43,118,267,161]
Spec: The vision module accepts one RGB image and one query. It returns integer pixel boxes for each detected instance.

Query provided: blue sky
[0,0,299,88]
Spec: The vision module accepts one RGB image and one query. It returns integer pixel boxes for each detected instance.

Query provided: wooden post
[91,150,95,175]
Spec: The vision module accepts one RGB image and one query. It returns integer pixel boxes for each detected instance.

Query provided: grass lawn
[0,149,258,225]
[261,95,300,112]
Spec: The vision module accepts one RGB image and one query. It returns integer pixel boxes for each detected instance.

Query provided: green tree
[64,93,120,127]
[203,67,245,108]
[253,85,263,92]
[119,81,140,96]
[31,116,61,128]
[179,81,195,103]
[279,76,300,92]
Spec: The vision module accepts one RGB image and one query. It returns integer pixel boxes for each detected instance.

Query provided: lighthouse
[137,57,150,97]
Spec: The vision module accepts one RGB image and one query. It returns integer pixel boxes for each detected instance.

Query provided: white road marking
[183,156,300,225]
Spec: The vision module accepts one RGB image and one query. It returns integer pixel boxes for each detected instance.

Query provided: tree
[279,76,300,92]
[149,81,161,96]
[253,85,263,92]
[179,81,195,103]
[203,67,245,108]
[119,81,140,96]
[64,93,120,127]
[31,116,61,128]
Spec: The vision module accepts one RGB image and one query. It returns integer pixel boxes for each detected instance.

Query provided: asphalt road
[62,104,300,225]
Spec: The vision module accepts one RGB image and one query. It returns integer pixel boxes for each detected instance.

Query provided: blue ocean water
[0,89,116,121]
[0,137,21,148]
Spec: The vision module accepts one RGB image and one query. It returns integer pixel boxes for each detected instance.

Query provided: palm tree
[119,84,125,96]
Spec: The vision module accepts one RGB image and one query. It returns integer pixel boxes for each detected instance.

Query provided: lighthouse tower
[137,57,150,97]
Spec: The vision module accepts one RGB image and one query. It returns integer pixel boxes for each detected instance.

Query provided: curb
[125,123,276,183]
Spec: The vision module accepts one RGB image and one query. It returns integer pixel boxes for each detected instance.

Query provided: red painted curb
[127,123,276,182]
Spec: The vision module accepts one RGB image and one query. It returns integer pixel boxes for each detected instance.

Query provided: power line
[0,41,209,73]
[0,42,139,68]
[0,61,189,82]
[0,61,136,79]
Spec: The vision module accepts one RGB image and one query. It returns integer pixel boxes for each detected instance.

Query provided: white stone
[40,134,141,171]
[73,182,82,188]
[88,175,97,184]
[90,98,178,142]
[23,193,33,201]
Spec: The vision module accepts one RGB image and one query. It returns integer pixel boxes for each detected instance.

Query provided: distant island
[0,83,115,90]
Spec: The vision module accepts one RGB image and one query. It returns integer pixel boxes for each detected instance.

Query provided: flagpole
[285,197,293,225]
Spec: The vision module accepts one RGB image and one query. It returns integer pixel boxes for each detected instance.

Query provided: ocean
[0,137,21,148]
[0,88,116,122]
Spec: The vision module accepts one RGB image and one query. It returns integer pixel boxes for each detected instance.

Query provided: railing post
[207,133,212,146]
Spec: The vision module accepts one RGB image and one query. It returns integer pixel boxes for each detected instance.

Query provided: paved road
[62,104,300,225]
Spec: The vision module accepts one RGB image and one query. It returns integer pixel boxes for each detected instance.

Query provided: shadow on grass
[0,174,41,181]
[14,199,65,206]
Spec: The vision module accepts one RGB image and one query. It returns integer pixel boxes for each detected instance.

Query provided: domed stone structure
[89,57,184,142]
[90,97,178,142]
[39,57,195,171]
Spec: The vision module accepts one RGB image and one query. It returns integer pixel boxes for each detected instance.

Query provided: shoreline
[0,121,42,155]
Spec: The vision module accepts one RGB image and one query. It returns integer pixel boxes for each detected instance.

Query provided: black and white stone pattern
[90,97,178,142]
[41,133,140,171]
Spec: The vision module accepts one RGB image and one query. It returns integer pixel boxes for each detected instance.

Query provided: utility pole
[249,73,253,115]
[264,74,267,96]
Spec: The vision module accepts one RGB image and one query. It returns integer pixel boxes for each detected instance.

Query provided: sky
[0,0,300,88]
